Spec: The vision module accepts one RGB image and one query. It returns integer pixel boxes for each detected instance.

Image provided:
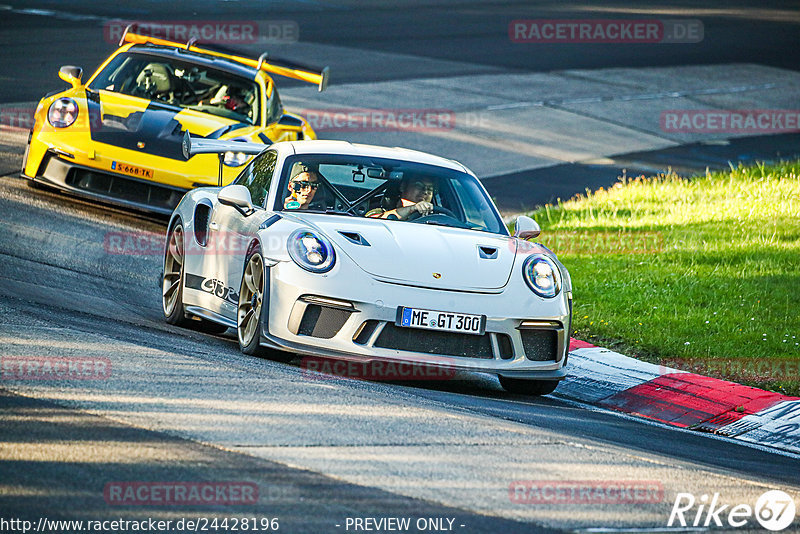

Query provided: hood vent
[338,231,370,247]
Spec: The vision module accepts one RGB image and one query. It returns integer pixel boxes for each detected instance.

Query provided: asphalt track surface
[1,1,800,532]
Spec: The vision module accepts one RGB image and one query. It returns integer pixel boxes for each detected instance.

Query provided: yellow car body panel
[23,36,324,214]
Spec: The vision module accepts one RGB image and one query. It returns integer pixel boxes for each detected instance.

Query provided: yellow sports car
[21,28,329,214]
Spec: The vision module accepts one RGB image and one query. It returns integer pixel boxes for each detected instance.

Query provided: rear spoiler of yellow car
[119,25,330,92]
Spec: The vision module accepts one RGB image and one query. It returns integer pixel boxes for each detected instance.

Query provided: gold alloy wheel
[238,252,264,347]
[162,224,184,317]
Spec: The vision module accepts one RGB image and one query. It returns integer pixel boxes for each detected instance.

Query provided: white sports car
[163,139,572,395]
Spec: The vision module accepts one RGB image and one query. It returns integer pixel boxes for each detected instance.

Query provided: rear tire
[162,222,192,327]
[499,376,559,396]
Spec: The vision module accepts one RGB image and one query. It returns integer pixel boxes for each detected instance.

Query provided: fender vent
[193,202,212,246]
[339,231,370,246]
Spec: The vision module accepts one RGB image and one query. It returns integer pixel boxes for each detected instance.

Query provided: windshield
[88,52,260,125]
[274,154,507,235]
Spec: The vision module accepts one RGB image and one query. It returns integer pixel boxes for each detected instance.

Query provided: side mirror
[218,185,254,215]
[277,114,304,128]
[58,65,83,89]
[514,215,541,240]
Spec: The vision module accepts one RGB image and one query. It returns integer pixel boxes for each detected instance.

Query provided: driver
[201,85,251,116]
[216,86,250,114]
[369,177,435,220]
[284,166,320,210]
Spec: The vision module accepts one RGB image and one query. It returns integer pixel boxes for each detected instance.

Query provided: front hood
[298,215,519,291]
[85,90,241,160]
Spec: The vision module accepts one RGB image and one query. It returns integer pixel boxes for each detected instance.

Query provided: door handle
[209,222,219,231]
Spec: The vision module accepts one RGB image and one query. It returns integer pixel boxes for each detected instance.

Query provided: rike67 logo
[669,490,796,531]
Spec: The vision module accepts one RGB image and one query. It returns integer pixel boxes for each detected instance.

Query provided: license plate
[396,307,485,335]
[111,161,153,180]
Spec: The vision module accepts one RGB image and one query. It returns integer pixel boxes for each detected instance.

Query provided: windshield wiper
[422,220,466,228]
[319,209,355,216]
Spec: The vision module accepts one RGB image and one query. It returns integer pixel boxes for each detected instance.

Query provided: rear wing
[119,26,330,92]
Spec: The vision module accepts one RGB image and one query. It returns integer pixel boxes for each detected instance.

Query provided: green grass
[526,160,800,395]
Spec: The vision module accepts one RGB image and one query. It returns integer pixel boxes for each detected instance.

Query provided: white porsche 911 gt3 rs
[163,139,572,395]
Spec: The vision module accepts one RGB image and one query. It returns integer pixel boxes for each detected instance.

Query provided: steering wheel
[175,77,198,105]
[406,206,459,221]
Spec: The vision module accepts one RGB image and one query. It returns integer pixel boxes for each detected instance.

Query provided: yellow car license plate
[111,161,153,180]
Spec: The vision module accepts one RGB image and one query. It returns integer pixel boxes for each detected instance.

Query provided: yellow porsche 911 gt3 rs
[21,28,329,215]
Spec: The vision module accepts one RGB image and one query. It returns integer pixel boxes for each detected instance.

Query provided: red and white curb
[563,340,800,455]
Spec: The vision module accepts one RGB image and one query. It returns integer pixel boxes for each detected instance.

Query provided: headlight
[287,229,335,273]
[47,98,78,128]
[223,151,249,167]
[522,254,561,298]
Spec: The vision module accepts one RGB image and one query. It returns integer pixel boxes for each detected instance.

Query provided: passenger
[284,167,320,210]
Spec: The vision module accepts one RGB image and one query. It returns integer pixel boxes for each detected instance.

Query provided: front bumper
[260,262,572,380]
[23,151,188,215]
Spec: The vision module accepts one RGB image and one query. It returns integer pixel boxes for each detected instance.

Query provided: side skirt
[184,305,237,329]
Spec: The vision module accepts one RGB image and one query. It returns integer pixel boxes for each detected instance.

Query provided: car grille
[374,323,493,359]
[353,320,380,345]
[65,167,184,212]
[520,329,558,361]
[297,304,352,339]
[496,333,514,359]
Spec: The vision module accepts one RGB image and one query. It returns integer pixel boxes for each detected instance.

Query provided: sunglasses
[413,181,436,193]
[291,181,320,192]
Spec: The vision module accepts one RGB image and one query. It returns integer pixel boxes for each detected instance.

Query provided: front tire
[499,376,559,396]
[238,248,268,355]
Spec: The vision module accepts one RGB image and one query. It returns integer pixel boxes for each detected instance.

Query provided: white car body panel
[167,141,572,380]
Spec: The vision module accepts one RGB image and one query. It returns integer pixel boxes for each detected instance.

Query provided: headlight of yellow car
[47,98,78,128]
[223,151,249,167]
